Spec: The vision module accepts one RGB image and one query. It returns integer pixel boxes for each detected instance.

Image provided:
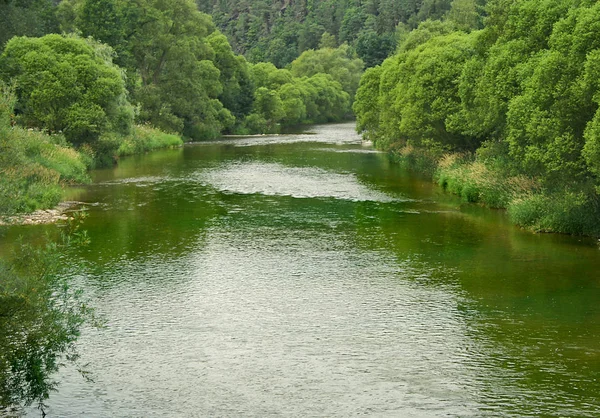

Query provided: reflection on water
[5,122,598,417]
[198,162,408,202]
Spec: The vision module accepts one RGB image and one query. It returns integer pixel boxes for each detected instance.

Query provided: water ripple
[197,162,409,203]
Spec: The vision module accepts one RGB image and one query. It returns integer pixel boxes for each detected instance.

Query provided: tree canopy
[0,34,133,145]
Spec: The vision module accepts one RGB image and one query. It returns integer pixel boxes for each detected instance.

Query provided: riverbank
[0,201,84,226]
[0,124,182,220]
[389,144,600,237]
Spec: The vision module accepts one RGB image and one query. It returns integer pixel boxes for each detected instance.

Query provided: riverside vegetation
[0,0,364,216]
[354,0,600,237]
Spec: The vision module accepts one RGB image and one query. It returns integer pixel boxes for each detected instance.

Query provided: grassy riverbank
[390,144,600,237]
[0,124,182,216]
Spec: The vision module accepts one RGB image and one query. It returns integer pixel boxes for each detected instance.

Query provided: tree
[353,65,382,141]
[0,34,133,146]
[122,0,233,139]
[446,0,482,31]
[0,0,59,49]
[290,44,364,100]
[207,32,254,124]
[252,86,285,130]
[356,30,397,68]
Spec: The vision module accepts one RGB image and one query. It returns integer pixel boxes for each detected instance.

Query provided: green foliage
[0,34,133,146]
[0,127,90,214]
[0,215,97,412]
[0,84,89,215]
[0,0,59,49]
[290,44,364,100]
[207,32,255,125]
[354,66,382,142]
[201,0,464,69]
[104,0,236,140]
[355,31,397,68]
[244,59,350,132]
[117,125,183,156]
[508,190,600,236]
[353,0,600,236]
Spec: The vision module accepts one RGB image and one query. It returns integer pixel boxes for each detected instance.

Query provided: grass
[117,125,183,157]
[0,127,90,214]
[0,124,182,216]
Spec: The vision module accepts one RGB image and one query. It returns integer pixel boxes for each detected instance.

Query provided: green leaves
[354,0,600,192]
[290,44,364,101]
[0,34,132,146]
[0,216,96,411]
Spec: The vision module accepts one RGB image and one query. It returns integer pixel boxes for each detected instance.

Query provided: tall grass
[117,125,183,157]
[0,128,90,214]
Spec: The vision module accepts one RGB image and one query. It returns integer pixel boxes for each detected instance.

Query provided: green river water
[2,122,600,417]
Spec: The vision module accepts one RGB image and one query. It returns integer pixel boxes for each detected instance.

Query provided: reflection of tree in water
[0,214,97,416]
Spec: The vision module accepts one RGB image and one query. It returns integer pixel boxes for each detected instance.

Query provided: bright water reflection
[10,122,600,417]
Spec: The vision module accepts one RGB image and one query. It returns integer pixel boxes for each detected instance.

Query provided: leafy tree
[396,32,477,149]
[79,0,124,49]
[251,87,285,130]
[207,32,254,123]
[290,44,364,100]
[0,34,133,146]
[353,65,382,141]
[122,0,233,139]
[196,0,467,71]
[356,30,397,68]
[339,8,366,44]
[446,0,482,31]
[250,62,293,90]
[318,32,337,49]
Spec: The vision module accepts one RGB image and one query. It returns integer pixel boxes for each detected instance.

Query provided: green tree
[290,44,364,100]
[123,0,233,139]
[353,65,382,141]
[252,87,285,129]
[0,34,133,146]
[207,32,254,123]
[355,30,397,68]
[0,0,59,49]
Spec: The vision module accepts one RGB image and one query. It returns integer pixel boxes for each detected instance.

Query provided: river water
[6,123,600,416]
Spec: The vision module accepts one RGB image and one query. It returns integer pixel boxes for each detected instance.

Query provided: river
[4,122,600,416]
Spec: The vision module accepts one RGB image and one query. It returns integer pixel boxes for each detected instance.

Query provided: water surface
[4,123,599,417]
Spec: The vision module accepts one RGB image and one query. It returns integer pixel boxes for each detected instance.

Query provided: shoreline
[0,201,84,226]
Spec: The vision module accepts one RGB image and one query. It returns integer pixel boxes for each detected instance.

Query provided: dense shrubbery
[0,34,133,146]
[238,58,353,133]
[0,0,361,215]
[1,0,357,143]
[354,0,600,236]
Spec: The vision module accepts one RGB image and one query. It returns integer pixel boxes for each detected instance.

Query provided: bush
[0,34,133,146]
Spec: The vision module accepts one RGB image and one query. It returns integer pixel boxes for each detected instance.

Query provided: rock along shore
[0,201,83,226]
